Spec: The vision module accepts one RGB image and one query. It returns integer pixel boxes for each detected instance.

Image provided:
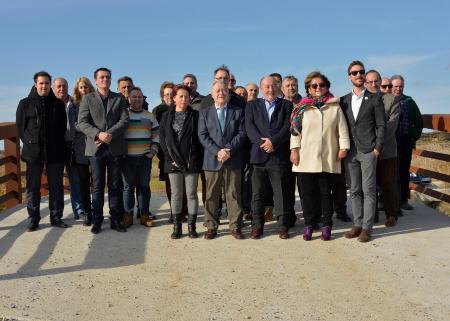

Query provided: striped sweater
[125,109,160,156]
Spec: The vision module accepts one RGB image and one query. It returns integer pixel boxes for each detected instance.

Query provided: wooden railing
[410,114,450,203]
[1,115,450,210]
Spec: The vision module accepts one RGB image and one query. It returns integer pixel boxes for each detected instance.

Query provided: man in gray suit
[365,70,400,227]
[198,81,246,239]
[78,67,129,234]
[340,61,386,242]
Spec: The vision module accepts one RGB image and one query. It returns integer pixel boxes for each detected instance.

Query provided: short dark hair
[304,71,331,94]
[183,73,197,82]
[129,86,142,95]
[33,71,52,83]
[117,76,133,85]
[94,67,112,79]
[270,73,282,82]
[347,60,365,75]
[365,69,381,80]
[213,65,230,77]
[173,84,192,97]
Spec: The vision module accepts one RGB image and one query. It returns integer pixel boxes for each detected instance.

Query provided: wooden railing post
[4,135,22,207]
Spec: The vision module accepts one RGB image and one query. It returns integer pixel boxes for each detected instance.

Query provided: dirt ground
[0,194,449,321]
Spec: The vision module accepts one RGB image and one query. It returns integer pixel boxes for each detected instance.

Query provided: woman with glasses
[290,71,350,241]
[159,85,203,239]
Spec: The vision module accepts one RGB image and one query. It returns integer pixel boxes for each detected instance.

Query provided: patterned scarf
[290,92,334,135]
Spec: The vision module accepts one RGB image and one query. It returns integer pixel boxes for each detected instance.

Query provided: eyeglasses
[349,69,365,76]
[381,84,393,89]
[365,80,380,85]
[310,83,327,89]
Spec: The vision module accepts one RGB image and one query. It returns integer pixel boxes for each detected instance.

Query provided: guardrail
[410,114,450,203]
[1,115,449,210]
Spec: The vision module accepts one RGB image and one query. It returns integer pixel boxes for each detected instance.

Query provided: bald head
[53,77,69,103]
[260,76,277,101]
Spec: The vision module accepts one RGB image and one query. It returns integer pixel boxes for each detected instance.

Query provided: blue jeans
[66,162,83,215]
[90,147,124,222]
[122,155,152,215]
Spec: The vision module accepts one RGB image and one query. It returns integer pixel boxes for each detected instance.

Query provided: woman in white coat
[290,71,350,241]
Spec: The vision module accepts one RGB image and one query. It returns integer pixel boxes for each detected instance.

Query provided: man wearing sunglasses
[340,61,386,242]
[380,77,393,94]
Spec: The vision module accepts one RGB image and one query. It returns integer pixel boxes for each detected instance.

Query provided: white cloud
[366,54,436,73]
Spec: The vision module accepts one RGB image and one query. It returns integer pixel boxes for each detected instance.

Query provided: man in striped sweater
[122,87,159,227]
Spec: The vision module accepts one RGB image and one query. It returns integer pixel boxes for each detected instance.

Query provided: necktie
[219,107,225,133]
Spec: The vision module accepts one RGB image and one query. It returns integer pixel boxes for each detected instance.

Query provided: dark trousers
[240,163,252,213]
[251,164,290,230]
[75,163,91,215]
[332,170,347,215]
[379,157,400,218]
[298,172,333,228]
[122,155,152,215]
[90,147,124,223]
[286,170,298,226]
[398,135,413,203]
[26,160,64,221]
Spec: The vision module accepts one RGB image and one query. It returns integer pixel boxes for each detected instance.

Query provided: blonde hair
[73,77,95,104]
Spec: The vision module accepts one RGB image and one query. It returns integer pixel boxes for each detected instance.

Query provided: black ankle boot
[110,219,127,232]
[83,212,92,226]
[171,214,182,239]
[187,214,198,238]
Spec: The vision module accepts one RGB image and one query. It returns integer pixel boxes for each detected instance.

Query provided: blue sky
[1,0,449,122]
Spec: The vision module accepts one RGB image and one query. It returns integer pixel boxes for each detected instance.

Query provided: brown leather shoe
[250,228,263,239]
[357,229,371,242]
[204,229,217,240]
[385,216,397,227]
[344,226,362,239]
[231,229,244,239]
[279,228,289,239]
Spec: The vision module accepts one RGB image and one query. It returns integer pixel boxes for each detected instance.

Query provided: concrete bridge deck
[0,194,449,321]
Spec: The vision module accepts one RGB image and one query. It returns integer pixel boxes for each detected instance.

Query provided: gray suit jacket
[198,104,245,171]
[77,91,129,157]
[381,93,399,159]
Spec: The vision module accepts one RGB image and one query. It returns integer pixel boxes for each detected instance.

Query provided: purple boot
[321,226,331,241]
[303,226,313,241]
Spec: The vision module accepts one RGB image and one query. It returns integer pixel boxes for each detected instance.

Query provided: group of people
[16,60,423,242]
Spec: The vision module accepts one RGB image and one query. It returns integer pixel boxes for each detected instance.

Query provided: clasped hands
[217,148,231,163]
[95,131,112,146]
[260,138,274,153]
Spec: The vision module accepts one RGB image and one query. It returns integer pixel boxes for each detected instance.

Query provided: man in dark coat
[16,71,69,231]
[245,76,293,239]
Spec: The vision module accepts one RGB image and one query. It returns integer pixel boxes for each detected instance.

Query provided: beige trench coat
[290,98,350,173]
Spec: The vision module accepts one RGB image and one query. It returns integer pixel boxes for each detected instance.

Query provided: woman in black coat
[160,85,203,239]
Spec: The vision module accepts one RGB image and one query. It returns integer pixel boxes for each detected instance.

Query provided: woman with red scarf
[290,71,350,241]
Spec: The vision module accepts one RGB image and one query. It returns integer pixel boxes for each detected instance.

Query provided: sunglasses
[349,69,365,76]
[310,83,327,89]
[381,84,393,89]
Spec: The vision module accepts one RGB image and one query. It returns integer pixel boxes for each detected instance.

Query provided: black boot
[83,211,92,226]
[187,214,198,238]
[27,217,40,232]
[110,218,127,232]
[171,214,182,239]
[91,217,103,234]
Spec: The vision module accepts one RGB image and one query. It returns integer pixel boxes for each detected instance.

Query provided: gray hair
[211,80,229,91]
[53,77,68,86]
[390,74,405,83]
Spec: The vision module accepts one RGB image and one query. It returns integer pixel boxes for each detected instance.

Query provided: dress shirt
[263,98,276,121]
[351,88,365,120]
